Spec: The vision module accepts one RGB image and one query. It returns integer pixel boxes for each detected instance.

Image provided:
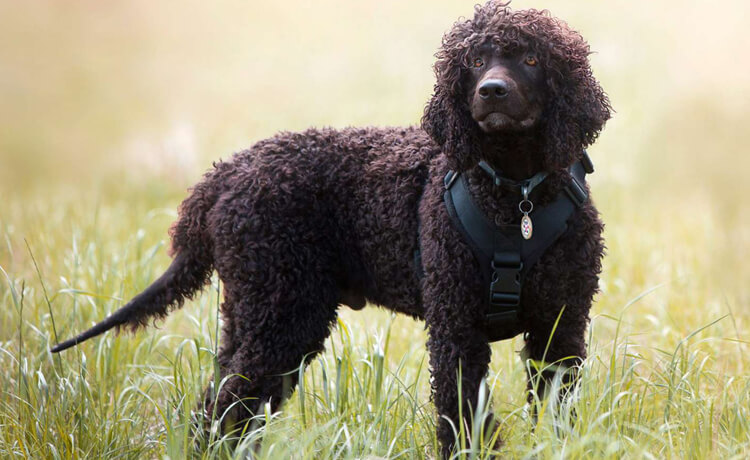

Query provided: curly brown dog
[52,2,610,456]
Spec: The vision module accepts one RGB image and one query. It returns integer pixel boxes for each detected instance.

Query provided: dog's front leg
[420,224,493,455]
[521,300,588,417]
[418,164,502,457]
[521,225,602,420]
[426,319,493,458]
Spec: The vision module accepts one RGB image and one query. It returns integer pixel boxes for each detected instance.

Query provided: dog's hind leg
[204,250,340,436]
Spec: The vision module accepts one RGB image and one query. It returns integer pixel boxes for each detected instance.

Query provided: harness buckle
[489,252,522,309]
[565,176,587,207]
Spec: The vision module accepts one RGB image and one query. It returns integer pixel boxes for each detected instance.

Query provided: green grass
[1,196,749,459]
[1,0,749,458]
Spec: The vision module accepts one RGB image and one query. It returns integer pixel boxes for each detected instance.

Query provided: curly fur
[424,4,610,172]
[52,2,610,456]
[420,4,609,454]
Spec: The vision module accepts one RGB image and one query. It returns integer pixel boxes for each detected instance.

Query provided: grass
[1,198,749,459]
[1,0,749,458]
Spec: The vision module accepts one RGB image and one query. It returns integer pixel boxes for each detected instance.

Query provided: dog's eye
[524,56,538,66]
[472,57,484,68]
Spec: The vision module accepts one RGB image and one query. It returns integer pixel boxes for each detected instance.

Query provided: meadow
[1,0,749,458]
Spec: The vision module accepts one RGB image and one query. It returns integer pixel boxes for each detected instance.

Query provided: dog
[52,2,610,456]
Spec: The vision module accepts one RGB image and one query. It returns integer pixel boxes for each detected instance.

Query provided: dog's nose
[478,79,509,100]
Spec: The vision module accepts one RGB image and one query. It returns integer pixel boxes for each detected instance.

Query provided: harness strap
[478,160,549,194]
[443,153,592,342]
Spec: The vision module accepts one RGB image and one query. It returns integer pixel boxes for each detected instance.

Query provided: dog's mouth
[475,111,540,133]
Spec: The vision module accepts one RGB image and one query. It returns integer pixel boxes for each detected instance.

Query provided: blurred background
[1,2,749,456]
[1,0,748,359]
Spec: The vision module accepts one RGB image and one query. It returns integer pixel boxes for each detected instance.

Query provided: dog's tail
[51,170,221,353]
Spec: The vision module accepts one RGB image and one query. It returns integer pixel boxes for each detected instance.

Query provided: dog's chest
[466,180,523,226]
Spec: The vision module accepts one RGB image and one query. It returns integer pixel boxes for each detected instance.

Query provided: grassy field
[1,0,749,458]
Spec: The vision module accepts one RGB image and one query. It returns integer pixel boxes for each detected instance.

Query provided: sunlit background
[3,0,748,334]
[1,0,748,457]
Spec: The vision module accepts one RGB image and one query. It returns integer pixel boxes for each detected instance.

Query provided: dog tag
[519,186,534,240]
[521,214,533,239]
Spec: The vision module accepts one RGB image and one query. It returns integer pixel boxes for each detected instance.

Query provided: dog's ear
[541,44,612,171]
[421,60,481,172]
[421,13,484,172]
[421,86,449,148]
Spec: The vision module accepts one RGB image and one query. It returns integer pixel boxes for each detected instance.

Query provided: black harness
[443,152,594,342]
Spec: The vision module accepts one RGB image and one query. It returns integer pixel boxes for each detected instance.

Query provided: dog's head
[422,1,611,172]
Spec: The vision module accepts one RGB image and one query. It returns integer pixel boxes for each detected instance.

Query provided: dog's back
[52,126,437,351]
[206,126,436,317]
